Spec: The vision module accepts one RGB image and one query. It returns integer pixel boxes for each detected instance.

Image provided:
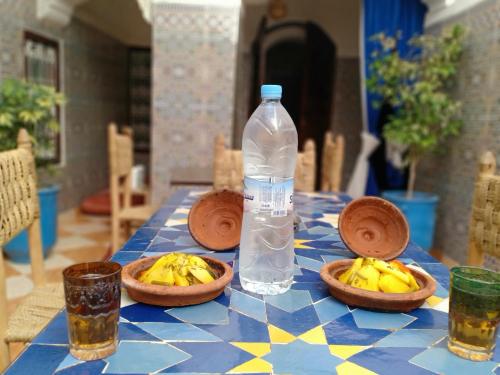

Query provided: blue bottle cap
[261,84,282,99]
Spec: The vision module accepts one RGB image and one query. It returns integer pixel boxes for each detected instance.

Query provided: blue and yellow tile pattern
[6,190,499,374]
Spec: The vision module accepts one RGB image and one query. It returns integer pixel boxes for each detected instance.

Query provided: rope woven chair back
[468,151,500,271]
[213,134,244,191]
[295,139,316,192]
[213,135,316,193]
[0,129,45,369]
[109,123,133,179]
[0,151,38,247]
[321,131,345,192]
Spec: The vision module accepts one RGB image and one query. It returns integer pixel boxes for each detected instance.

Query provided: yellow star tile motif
[294,239,313,249]
[230,342,271,357]
[329,345,370,360]
[228,357,273,374]
[425,295,443,307]
[228,342,273,374]
[268,324,296,343]
[298,325,327,345]
[317,213,339,228]
[336,361,378,375]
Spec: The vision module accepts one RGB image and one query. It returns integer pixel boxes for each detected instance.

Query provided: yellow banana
[339,257,360,284]
[373,260,410,285]
[407,273,420,291]
[174,272,190,286]
[138,253,217,286]
[362,257,377,267]
[188,255,210,269]
[356,265,380,292]
[378,273,411,293]
[189,266,215,284]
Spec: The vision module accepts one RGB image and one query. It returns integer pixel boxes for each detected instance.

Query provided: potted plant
[0,78,65,262]
[367,25,465,251]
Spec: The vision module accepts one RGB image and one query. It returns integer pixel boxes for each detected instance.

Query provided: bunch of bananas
[338,257,420,293]
[138,253,216,286]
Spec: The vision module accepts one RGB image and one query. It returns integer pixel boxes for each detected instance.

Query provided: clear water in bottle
[239,84,298,295]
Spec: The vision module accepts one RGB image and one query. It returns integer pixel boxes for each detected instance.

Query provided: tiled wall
[0,0,128,211]
[151,2,240,204]
[417,0,500,263]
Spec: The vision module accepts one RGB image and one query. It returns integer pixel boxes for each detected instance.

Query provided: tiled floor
[4,210,111,361]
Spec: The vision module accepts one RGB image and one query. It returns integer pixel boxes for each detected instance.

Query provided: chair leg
[124,220,132,241]
[0,249,10,371]
[468,240,484,266]
[111,217,120,253]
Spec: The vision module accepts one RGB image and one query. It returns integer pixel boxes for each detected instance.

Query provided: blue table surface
[6,190,499,375]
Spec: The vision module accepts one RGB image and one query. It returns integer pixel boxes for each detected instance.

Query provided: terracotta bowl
[320,259,436,312]
[339,196,409,260]
[188,190,243,251]
[122,254,233,306]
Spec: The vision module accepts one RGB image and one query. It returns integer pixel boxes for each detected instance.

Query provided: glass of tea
[448,266,500,361]
[63,261,122,360]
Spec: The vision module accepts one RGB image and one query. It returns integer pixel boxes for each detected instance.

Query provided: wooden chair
[468,151,500,271]
[108,123,154,252]
[212,134,316,193]
[295,139,316,192]
[0,129,64,371]
[321,131,345,192]
[213,134,244,191]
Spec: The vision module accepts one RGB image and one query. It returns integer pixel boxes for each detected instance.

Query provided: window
[24,31,61,163]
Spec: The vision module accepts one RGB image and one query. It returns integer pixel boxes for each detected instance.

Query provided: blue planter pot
[382,190,439,252]
[3,185,60,263]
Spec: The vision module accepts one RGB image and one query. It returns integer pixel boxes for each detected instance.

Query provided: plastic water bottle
[239,84,298,295]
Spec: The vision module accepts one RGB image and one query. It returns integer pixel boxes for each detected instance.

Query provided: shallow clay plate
[339,196,409,260]
[320,259,436,312]
[188,190,243,251]
[122,254,233,306]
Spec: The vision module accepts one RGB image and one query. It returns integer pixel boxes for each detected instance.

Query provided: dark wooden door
[250,20,336,189]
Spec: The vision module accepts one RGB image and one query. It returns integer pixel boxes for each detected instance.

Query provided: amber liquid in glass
[448,283,500,361]
[64,265,121,360]
[67,309,119,350]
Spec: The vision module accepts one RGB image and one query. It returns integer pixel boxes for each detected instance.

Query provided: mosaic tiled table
[6,190,500,375]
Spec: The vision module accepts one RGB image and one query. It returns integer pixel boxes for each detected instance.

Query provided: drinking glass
[63,261,122,360]
[448,266,500,361]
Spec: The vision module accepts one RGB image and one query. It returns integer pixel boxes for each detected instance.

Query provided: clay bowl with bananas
[122,253,233,306]
[320,258,436,312]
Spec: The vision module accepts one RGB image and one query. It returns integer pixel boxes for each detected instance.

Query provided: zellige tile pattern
[5,189,499,374]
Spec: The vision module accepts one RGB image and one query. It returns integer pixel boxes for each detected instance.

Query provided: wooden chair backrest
[0,129,44,368]
[213,134,244,191]
[108,123,134,212]
[468,151,500,268]
[212,134,316,193]
[295,139,316,192]
[321,131,345,192]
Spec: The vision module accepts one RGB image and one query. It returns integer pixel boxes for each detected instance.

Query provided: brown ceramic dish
[188,190,243,251]
[320,259,436,312]
[122,254,233,306]
[339,196,409,260]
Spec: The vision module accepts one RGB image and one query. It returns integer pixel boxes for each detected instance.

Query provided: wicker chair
[212,134,316,192]
[213,134,244,191]
[468,151,500,271]
[0,129,64,371]
[295,139,316,192]
[108,123,154,252]
[321,131,345,192]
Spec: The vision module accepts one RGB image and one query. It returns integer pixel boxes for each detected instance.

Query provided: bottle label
[243,177,293,217]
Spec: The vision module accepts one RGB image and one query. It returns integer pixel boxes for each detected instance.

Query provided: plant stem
[407,156,419,199]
